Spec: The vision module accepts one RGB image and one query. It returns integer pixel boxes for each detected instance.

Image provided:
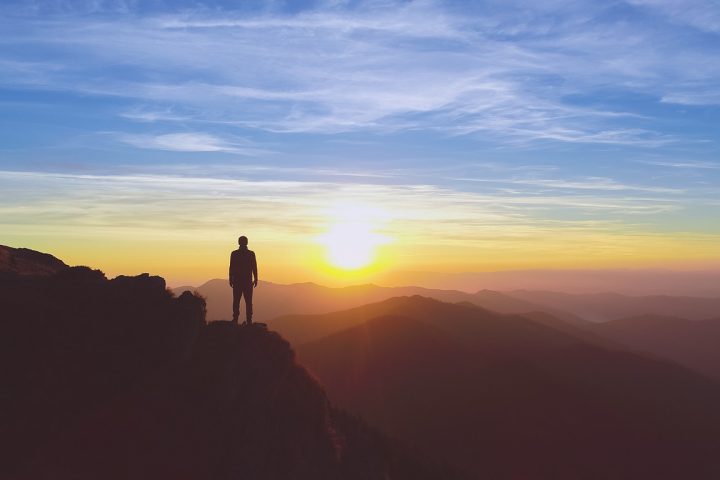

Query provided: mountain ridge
[173,278,581,325]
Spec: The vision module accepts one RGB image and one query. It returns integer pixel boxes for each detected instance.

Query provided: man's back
[230,248,257,285]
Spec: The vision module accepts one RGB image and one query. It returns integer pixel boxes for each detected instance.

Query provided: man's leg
[244,283,253,325]
[232,286,241,323]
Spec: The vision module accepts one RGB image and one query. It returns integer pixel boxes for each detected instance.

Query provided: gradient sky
[1,0,719,286]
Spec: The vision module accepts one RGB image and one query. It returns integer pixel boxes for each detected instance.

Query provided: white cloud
[116,132,266,154]
[2,1,717,144]
[450,175,683,194]
[661,91,720,106]
[638,159,720,169]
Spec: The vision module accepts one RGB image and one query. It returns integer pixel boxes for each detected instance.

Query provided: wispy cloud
[450,175,683,194]
[661,91,720,106]
[0,169,687,234]
[1,0,716,145]
[638,159,720,169]
[627,0,720,33]
[116,132,267,154]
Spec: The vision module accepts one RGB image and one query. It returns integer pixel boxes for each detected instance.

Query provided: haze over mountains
[375,269,720,297]
[175,277,720,326]
[173,279,583,325]
[589,315,720,382]
[510,290,720,322]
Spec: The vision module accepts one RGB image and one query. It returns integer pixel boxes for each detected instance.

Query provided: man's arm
[228,252,235,287]
[252,252,258,287]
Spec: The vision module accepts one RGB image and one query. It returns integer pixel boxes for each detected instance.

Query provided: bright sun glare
[318,203,392,270]
[318,208,391,270]
[320,222,381,269]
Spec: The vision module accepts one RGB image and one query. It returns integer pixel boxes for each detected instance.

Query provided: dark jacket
[229,248,257,286]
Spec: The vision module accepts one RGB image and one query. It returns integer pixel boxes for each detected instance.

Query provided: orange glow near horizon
[9,225,720,290]
[3,174,720,289]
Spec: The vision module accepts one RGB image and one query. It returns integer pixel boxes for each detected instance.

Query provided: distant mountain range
[375,268,720,297]
[174,278,720,327]
[172,279,582,325]
[509,290,720,322]
[588,314,720,381]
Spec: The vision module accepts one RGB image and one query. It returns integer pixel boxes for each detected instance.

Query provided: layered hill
[173,278,577,325]
[0,249,468,480]
[269,295,584,346]
[296,297,720,480]
[175,277,720,328]
[377,268,720,297]
[510,290,720,322]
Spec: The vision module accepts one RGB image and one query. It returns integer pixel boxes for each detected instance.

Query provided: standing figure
[229,235,258,325]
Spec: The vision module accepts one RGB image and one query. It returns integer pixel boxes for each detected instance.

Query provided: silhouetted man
[229,236,258,325]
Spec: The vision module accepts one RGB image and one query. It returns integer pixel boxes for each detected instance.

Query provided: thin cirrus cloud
[627,0,720,33]
[638,159,720,169]
[116,132,266,154]
[0,170,684,236]
[449,175,683,194]
[0,0,718,143]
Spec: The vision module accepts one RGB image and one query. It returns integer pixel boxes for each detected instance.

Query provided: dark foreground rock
[0,259,469,480]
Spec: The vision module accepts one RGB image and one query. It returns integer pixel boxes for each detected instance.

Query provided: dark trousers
[232,283,253,322]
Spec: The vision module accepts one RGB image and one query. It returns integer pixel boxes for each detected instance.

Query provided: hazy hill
[173,279,577,324]
[176,277,720,328]
[1,249,468,480]
[297,297,720,479]
[378,268,720,297]
[510,289,720,322]
[588,315,720,381]
[268,295,585,347]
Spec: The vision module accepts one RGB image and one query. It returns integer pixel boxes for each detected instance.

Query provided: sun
[319,221,388,270]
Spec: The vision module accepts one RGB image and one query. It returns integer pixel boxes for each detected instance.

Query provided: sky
[1,0,719,286]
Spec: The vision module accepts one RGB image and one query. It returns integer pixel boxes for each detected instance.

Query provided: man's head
[238,235,249,247]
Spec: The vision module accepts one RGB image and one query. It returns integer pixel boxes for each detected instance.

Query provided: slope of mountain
[463,302,619,349]
[1,253,468,480]
[0,244,68,278]
[174,278,577,325]
[271,295,584,347]
[297,297,720,480]
[510,289,720,322]
[588,315,720,381]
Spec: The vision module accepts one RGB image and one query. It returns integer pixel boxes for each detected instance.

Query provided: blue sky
[1,0,719,282]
